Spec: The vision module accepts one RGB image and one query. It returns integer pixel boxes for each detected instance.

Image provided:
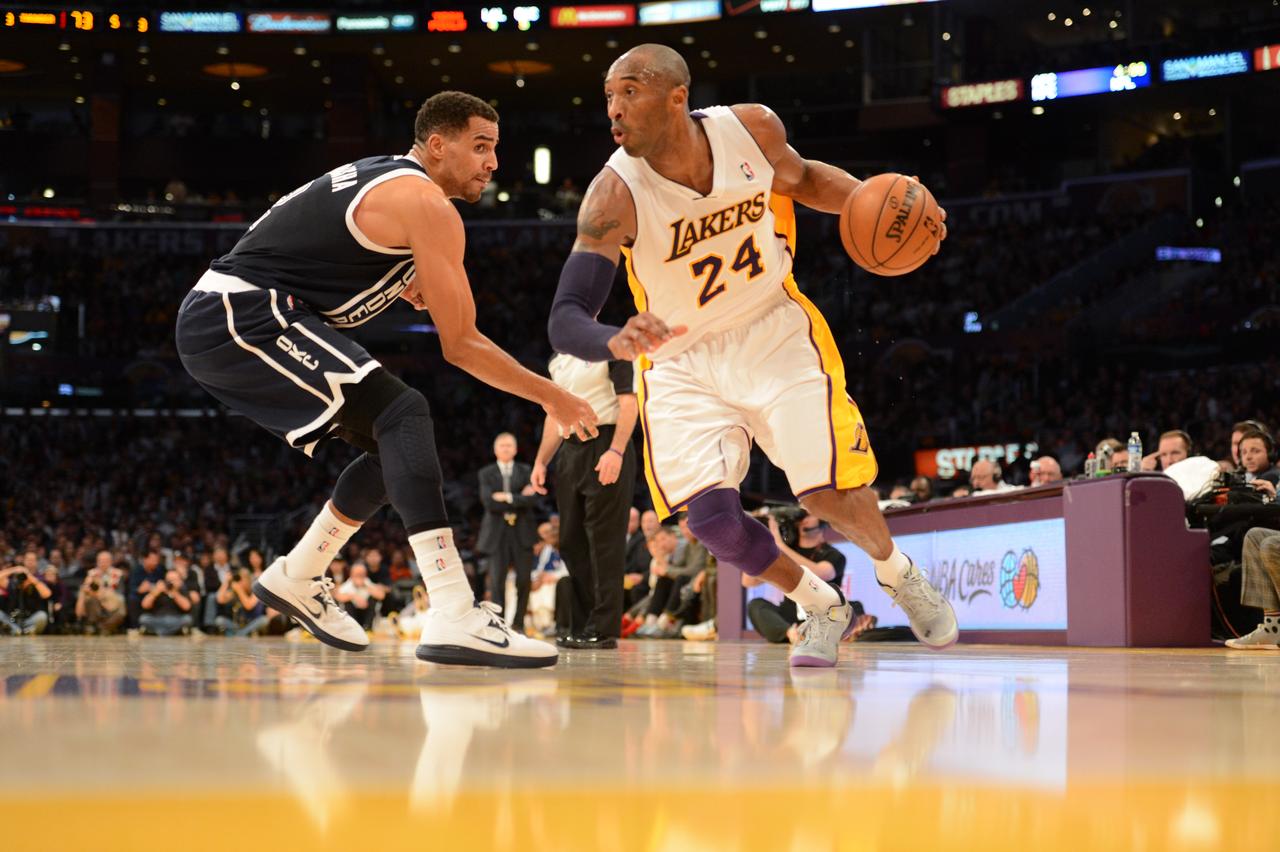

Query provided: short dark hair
[1239,427,1275,456]
[414,91,498,143]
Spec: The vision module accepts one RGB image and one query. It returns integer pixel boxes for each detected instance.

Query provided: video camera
[762,504,808,549]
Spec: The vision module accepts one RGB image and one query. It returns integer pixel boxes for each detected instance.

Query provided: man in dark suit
[477,432,540,630]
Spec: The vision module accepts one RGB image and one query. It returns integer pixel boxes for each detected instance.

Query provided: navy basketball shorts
[176,269,381,456]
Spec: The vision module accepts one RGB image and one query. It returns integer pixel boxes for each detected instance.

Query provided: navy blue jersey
[211,154,430,328]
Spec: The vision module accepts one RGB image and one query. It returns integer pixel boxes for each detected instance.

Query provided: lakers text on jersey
[607,106,877,516]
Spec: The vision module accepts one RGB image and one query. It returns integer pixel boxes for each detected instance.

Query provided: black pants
[486,533,533,627]
[747,597,800,643]
[748,596,866,642]
[555,426,637,639]
[344,601,376,630]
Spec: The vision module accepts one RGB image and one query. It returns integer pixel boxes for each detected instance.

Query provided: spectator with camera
[128,549,167,629]
[214,568,269,636]
[75,550,127,635]
[38,564,66,632]
[0,550,55,635]
[138,568,196,635]
[1236,427,1279,500]
[745,510,860,644]
[333,562,387,632]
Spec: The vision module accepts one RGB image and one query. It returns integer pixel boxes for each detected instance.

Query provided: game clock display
[2,8,149,31]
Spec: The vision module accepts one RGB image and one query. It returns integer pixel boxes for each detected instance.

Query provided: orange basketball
[840,173,942,276]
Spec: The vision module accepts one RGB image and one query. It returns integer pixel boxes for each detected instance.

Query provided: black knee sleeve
[335,368,410,454]
[331,453,387,523]
[372,387,449,535]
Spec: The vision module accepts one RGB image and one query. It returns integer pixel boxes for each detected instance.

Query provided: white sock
[410,527,473,618]
[873,543,910,589]
[285,502,360,579]
[786,566,840,612]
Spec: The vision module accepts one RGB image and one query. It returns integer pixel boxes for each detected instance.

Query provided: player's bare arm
[359,178,598,440]
[549,168,686,362]
[572,167,637,258]
[732,102,947,246]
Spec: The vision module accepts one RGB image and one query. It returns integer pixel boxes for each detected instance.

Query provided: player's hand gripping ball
[840,173,946,276]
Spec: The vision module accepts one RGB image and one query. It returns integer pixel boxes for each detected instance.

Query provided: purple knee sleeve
[685,489,779,576]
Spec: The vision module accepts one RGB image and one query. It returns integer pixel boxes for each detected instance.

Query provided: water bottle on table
[1127,432,1142,473]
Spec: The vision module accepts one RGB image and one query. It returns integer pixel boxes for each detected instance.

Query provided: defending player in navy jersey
[547,45,958,666]
[177,91,597,668]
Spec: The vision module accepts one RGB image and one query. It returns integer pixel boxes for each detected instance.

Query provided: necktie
[501,464,511,493]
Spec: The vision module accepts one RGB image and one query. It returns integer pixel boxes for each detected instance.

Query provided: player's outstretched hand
[607,312,687,361]
[544,388,599,442]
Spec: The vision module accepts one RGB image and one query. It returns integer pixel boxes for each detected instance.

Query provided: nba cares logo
[740,161,755,181]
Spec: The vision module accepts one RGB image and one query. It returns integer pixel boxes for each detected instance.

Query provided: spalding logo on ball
[840,173,943,276]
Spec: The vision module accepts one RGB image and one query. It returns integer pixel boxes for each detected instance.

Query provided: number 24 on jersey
[689,234,766,308]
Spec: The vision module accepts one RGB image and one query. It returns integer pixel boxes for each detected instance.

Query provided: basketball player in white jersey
[548,45,958,666]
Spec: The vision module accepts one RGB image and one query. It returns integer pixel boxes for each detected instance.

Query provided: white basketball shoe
[416,602,558,669]
[253,557,370,652]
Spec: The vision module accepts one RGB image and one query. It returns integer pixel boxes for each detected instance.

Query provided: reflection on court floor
[1,638,1277,851]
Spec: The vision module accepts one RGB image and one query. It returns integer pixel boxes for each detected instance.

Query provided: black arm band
[547,251,622,362]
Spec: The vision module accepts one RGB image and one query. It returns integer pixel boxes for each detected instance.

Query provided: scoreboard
[3,8,149,31]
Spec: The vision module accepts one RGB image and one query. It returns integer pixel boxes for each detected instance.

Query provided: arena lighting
[1161,51,1250,82]
[533,147,551,184]
[335,13,417,32]
[812,0,939,12]
[722,0,809,15]
[940,78,1023,108]
[1030,61,1150,101]
[1256,44,1280,71]
[1155,246,1222,263]
[638,0,721,26]
[427,10,469,31]
[158,11,240,33]
[550,4,636,27]
[482,6,542,30]
[246,12,331,33]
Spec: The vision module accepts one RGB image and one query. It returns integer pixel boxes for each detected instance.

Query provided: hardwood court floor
[1,636,1277,851]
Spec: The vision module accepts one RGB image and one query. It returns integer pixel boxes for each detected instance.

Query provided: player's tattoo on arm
[579,211,621,241]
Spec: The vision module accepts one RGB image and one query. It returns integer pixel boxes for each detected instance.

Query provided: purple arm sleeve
[547,251,623,363]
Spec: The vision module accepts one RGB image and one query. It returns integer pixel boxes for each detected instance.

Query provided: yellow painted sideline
[3,782,1276,852]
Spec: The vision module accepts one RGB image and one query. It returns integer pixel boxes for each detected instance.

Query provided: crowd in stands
[4,176,1279,641]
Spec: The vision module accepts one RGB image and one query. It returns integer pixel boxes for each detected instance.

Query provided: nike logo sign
[302,594,327,619]
[471,632,510,649]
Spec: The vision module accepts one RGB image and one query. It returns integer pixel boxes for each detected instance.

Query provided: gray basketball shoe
[883,561,959,649]
[790,590,855,668]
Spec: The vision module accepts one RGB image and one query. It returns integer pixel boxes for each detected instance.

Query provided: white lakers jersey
[607,105,794,361]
